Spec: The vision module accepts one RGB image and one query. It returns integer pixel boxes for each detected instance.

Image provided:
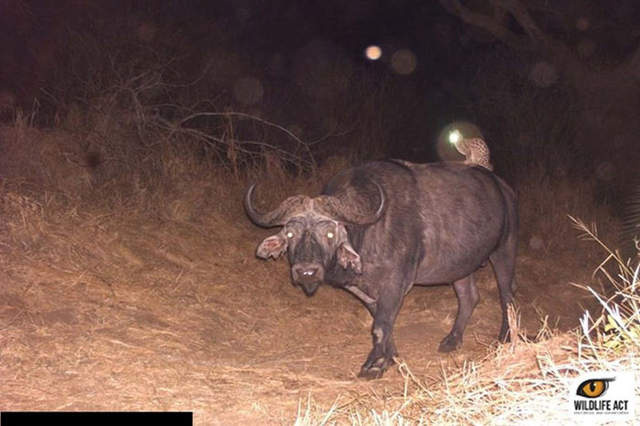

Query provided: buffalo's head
[244,182,385,296]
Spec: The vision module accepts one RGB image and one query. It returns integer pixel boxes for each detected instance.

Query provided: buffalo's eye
[327,231,334,239]
[286,231,294,238]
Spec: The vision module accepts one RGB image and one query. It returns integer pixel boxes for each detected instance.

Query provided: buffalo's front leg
[438,274,480,352]
[358,285,403,379]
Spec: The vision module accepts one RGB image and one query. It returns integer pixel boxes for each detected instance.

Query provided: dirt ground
[0,185,603,425]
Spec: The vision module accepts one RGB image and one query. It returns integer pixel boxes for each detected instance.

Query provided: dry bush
[29,8,393,178]
[0,126,94,196]
[620,179,640,263]
[0,53,320,219]
[460,46,581,176]
[308,71,401,164]
[28,13,319,196]
[516,163,616,258]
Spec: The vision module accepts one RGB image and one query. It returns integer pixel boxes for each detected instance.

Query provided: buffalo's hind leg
[438,274,480,352]
[489,238,517,342]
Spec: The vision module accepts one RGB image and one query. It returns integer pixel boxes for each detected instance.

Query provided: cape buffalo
[245,160,518,379]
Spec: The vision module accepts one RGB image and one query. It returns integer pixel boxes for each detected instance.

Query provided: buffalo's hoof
[358,366,385,380]
[498,333,511,344]
[358,357,394,380]
[438,334,461,353]
[498,325,511,343]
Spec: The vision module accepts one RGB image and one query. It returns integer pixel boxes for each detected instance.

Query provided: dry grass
[0,120,633,424]
[0,118,367,424]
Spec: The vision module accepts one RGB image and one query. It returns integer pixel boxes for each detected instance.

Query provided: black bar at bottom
[1,411,193,426]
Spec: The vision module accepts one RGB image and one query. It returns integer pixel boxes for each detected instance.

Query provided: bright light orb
[365,45,382,61]
[449,129,462,144]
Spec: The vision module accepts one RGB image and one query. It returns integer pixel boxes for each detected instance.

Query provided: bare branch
[179,112,306,149]
[439,0,586,80]
[438,0,531,51]
[179,111,314,165]
[491,0,548,47]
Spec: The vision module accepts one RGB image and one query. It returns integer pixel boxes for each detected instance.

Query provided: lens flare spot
[391,49,417,75]
[529,61,558,88]
[437,121,483,161]
[365,45,382,61]
[449,129,462,144]
[576,17,590,31]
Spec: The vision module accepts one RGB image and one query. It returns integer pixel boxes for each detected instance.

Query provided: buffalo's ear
[256,234,288,259]
[337,242,362,274]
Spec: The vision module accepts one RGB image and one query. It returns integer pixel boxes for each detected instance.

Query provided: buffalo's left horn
[244,184,308,227]
[317,181,385,225]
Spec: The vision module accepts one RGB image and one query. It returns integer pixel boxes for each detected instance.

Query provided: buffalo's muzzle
[291,263,324,295]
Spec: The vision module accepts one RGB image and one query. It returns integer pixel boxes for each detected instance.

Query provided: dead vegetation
[1,112,632,424]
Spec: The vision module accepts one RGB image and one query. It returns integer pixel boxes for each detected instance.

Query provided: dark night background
[3,0,638,178]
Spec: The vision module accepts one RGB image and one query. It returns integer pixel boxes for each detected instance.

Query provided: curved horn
[244,184,309,227]
[316,181,385,225]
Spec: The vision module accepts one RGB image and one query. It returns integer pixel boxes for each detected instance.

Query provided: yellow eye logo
[576,378,614,398]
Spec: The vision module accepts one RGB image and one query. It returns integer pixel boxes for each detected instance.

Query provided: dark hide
[246,160,518,379]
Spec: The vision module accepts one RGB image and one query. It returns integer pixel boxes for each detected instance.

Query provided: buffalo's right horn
[244,184,308,227]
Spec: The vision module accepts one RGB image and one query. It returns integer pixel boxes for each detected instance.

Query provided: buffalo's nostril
[302,268,317,276]
[292,264,323,283]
